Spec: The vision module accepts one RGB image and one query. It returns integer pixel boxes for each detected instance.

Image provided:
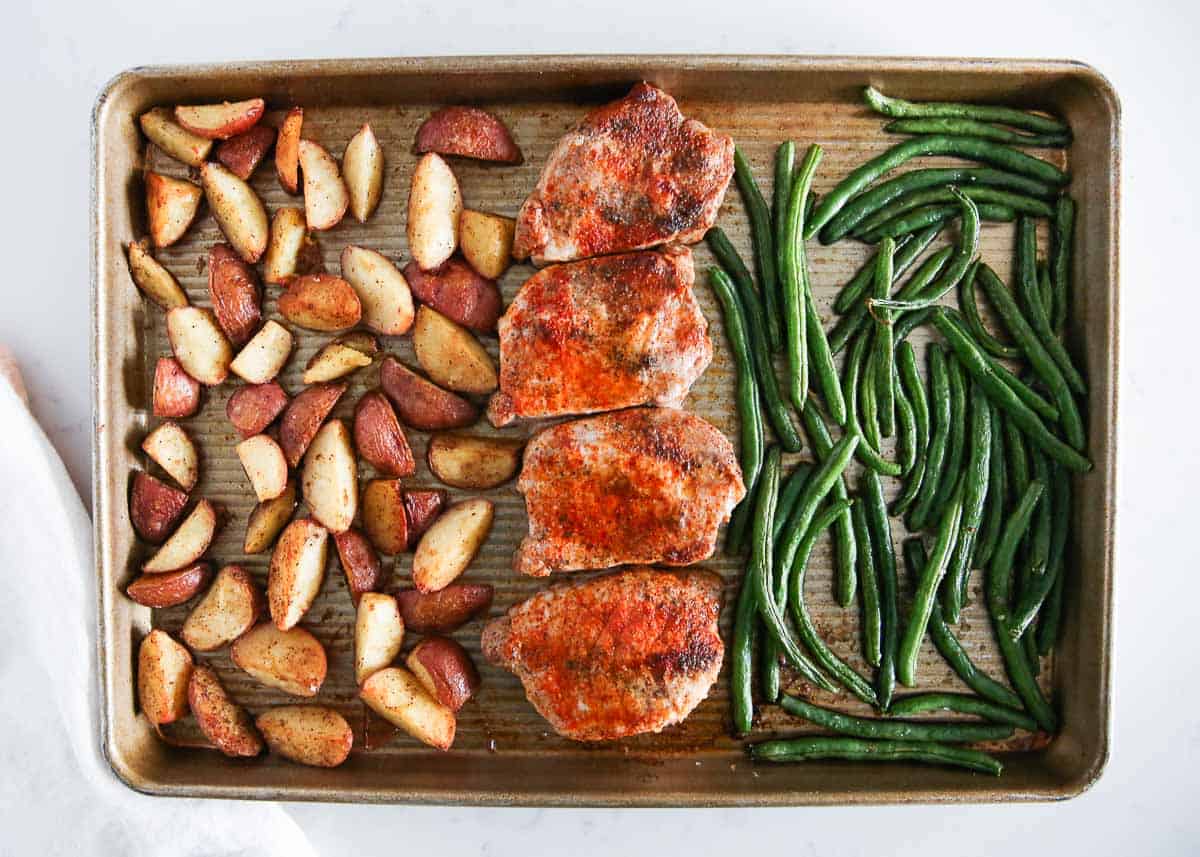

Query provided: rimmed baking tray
[92,55,1118,805]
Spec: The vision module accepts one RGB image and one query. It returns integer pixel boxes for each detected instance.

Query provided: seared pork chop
[481,566,724,741]
[513,408,745,577]
[513,83,735,265]
[487,245,712,427]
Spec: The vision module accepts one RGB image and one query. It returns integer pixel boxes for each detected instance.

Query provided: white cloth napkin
[0,362,316,857]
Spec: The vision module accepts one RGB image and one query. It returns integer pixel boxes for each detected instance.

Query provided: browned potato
[278,274,362,331]
[298,139,349,231]
[166,306,234,386]
[343,123,384,223]
[379,357,478,431]
[143,499,217,573]
[139,107,212,166]
[175,98,265,140]
[145,172,202,248]
[229,320,293,384]
[256,705,352,767]
[226,380,289,438]
[302,420,357,534]
[275,107,303,194]
[141,421,198,490]
[412,306,497,395]
[361,479,408,556]
[402,257,502,333]
[231,623,327,697]
[138,630,193,726]
[406,636,480,712]
[127,239,188,310]
[353,391,415,477]
[208,243,262,348]
[360,667,455,751]
[411,498,493,593]
[459,210,515,280]
[427,433,523,489]
[340,245,414,336]
[236,434,289,502]
[279,381,347,467]
[215,125,276,180]
[264,207,311,285]
[395,584,493,635]
[403,490,447,547]
[200,162,269,263]
[152,357,201,418]
[414,106,523,164]
[181,564,265,651]
[126,562,211,608]
[355,592,405,684]
[407,152,462,271]
[302,339,372,384]
[335,331,379,356]
[332,527,385,605]
[129,471,189,543]
[268,518,329,630]
[243,479,298,554]
[188,664,264,757]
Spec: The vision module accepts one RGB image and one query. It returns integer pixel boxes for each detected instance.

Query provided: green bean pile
[709,86,1087,779]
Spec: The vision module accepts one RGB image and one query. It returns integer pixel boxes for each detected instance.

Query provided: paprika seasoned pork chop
[486,245,712,427]
[513,82,735,265]
[513,408,745,577]
[481,567,724,741]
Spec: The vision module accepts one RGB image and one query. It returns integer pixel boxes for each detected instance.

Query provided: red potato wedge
[276,107,304,194]
[182,564,265,651]
[298,139,349,231]
[166,306,233,386]
[407,153,462,271]
[232,623,327,697]
[207,243,262,348]
[412,306,497,395]
[126,562,212,608]
[333,528,385,605]
[264,207,311,285]
[394,584,493,635]
[175,98,265,140]
[200,162,269,264]
[227,381,289,438]
[139,107,213,166]
[130,471,189,543]
[244,478,298,554]
[215,125,276,180]
[336,331,378,356]
[340,245,414,336]
[406,636,480,711]
[237,434,289,502]
[355,592,405,684]
[127,239,188,310]
[379,357,478,431]
[278,274,362,332]
[229,319,293,384]
[415,106,523,165]
[269,518,330,630]
[302,340,372,385]
[402,257,502,334]
[361,479,408,556]
[360,667,455,751]
[256,705,352,767]
[427,433,522,490]
[141,421,198,490]
[137,630,193,726]
[302,420,358,534]
[145,172,202,249]
[279,381,347,467]
[153,357,201,419]
[188,665,264,757]
[143,499,217,573]
[412,498,493,593]
[459,210,516,280]
[353,391,415,478]
[403,490,447,547]
[343,123,384,223]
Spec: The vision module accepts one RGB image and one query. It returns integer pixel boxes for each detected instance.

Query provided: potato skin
[353,391,415,477]
[403,490,447,547]
[208,243,263,348]
[406,636,481,711]
[226,381,289,438]
[403,257,502,333]
[129,471,189,543]
[279,382,347,467]
[415,106,523,164]
[379,357,478,431]
[215,125,276,180]
[188,665,264,757]
[394,584,493,634]
[126,562,212,608]
[333,528,386,605]
[278,274,362,332]
[153,357,201,418]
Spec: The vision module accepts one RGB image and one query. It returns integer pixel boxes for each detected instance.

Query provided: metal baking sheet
[92,55,1118,805]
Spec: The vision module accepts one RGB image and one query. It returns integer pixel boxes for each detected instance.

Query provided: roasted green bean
[780,145,821,410]
[960,261,1021,359]
[871,236,897,436]
[1016,217,1087,396]
[770,142,795,351]
[833,229,932,314]
[830,246,952,354]
[909,345,952,531]
[1051,195,1076,333]
[862,86,1071,137]
[762,462,813,701]
[778,696,1011,743]
[863,470,899,710]
[805,268,848,426]
[731,565,758,734]
[842,330,902,476]
[942,384,992,622]
[891,342,930,518]
[859,201,1015,244]
[931,355,969,525]
[972,405,1008,572]
[853,185,1053,239]
[852,501,881,667]
[801,405,857,607]
[883,117,1071,148]
[751,736,1003,775]
[894,365,918,476]
[733,148,783,351]
[888,693,1038,732]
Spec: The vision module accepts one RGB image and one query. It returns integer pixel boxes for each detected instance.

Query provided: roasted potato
[403,489,447,547]
[166,306,234,386]
[226,380,289,438]
[412,306,497,395]
[152,356,201,419]
[355,592,405,684]
[394,584,493,635]
[302,339,372,384]
[214,125,276,180]
[139,107,212,166]
[127,239,188,310]
[143,499,217,573]
[340,245,414,336]
[333,527,385,605]
[181,564,265,651]
[275,107,304,194]
[229,319,293,384]
[360,667,455,751]
[141,421,199,490]
[200,162,269,263]
[402,257,502,333]
[129,471,189,543]
[343,123,384,223]
[268,517,330,630]
[353,391,415,478]
[407,152,462,271]
[335,331,379,356]
[232,623,327,697]
[145,172,202,249]
[414,106,523,164]
[298,139,349,231]
[126,562,212,608]
[279,381,347,467]
[278,273,362,331]
[264,207,315,286]
[411,498,493,593]
[243,479,298,554]
[379,357,479,431]
[301,420,357,534]
[459,210,515,280]
[137,629,193,726]
[188,665,264,757]
[256,706,352,767]
[406,636,480,712]
[427,433,522,489]
[175,98,265,140]
[237,434,289,502]
[207,243,262,348]
[361,479,408,556]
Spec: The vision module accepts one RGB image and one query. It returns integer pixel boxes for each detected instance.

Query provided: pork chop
[513,83,735,265]
[487,246,712,427]
[481,566,724,741]
[513,407,745,577]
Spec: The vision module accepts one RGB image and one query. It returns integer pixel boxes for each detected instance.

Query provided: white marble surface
[5,0,1197,852]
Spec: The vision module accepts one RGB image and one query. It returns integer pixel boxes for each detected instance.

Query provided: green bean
[801,405,856,607]
[1038,261,1054,324]
[987,480,1057,732]
[898,481,965,687]
[761,630,781,704]
[709,266,765,555]
[930,309,1091,472]
[842,330,902,476]
[780,146,821,410]
[859,202,1015,244]
[751,735,1003,775]
[787,500,879,705]
[957,315,1060,421]
[763,461,814,700]
[853,185,1053,239]
[972,405,1008,571]
[772,463,814,545]
[804,263,848,426]
[1016,217,1087,396]
[1037,557,1066,656]
[883,117,1071,148]
[871,236,897,436]
[771,142,795,351]
[820,167,1054,244]
[888,693,1038,732]
[960,261,1021,360]
[851,502,881,667]
[731,564,758,734]
[733,148,783,352]
[1009,458,1059,640]
[706,238,804,452]
[863,470,899,710]
[860,342,882,450]
[931,355,969,526]
[893,307,934,343]
[894,365,918,475]
[833,232,912,314]
[778,695,1011,743]
[1051,196,1076,333]
[891,342,930,518]
[909,345,951,531]
[942,385,992,622]
[862,85,1071,137]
